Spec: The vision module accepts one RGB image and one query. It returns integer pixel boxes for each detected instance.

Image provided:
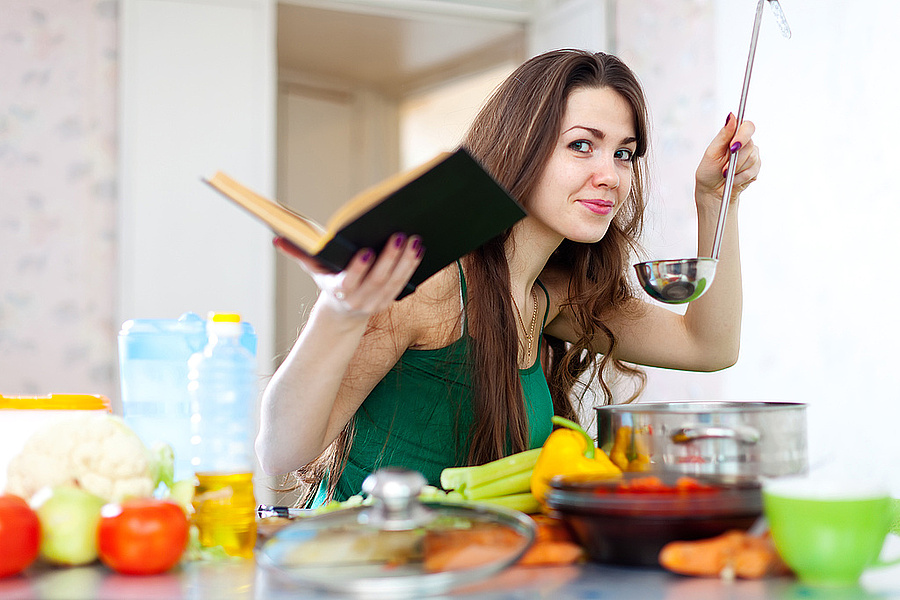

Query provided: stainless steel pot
[595,402,807,479]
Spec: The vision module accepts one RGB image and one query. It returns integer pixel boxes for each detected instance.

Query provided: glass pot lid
[258,468,537,598]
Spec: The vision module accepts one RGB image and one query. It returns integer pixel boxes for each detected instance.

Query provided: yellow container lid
[0,394,112,411]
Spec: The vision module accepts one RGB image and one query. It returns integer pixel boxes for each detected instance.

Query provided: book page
[205,172,327,252]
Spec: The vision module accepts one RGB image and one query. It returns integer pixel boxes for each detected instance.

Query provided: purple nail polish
[416,245,425,259]
[722,168,728,179]
[730,141,742,153]
[394,233,407,248]
[411,237,422,251]
[361,249,374,262]
[725,113,733,126]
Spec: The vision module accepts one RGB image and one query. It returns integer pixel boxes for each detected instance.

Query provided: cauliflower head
[6,413,163,502]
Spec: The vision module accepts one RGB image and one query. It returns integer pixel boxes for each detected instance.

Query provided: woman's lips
[579,199,615,216]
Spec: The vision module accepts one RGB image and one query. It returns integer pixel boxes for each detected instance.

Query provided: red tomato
[0,494,40,578]
[97,499,189,575]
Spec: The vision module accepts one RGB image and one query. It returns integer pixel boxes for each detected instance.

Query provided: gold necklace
[512,286,539,362]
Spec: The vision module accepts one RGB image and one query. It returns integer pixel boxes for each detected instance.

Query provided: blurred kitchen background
[3,0,900,495]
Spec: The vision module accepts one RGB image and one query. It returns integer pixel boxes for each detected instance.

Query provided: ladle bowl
[634,258,718,304]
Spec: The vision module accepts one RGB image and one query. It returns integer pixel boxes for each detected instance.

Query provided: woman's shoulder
[390,264,464,349]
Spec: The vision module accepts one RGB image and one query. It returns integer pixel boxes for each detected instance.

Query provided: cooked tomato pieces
[614,476,718,494]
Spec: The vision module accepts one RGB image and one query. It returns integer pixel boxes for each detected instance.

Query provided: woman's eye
[615,148,634,162]
[569,140,592,153]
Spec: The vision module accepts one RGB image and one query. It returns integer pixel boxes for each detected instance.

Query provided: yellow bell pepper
[530,416,622,503]
[609,425,651,473]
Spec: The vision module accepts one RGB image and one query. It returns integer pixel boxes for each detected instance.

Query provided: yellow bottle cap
[210,313,241,323]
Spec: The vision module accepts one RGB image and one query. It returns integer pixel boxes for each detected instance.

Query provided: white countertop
[5,556,900,600]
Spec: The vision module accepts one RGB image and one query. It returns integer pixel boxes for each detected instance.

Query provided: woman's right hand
[273,233,424,317]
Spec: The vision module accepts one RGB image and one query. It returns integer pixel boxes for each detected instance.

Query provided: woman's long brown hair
[461,49,650,465]
[288,50,650,504]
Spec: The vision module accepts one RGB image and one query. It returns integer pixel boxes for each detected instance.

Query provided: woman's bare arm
[255,234,423,475]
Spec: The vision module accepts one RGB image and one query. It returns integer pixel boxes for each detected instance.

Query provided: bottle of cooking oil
[188,313,258,558]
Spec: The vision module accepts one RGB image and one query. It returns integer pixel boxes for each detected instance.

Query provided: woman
[256,49,760,504]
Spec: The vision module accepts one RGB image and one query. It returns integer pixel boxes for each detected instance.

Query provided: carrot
[531,514,578,543]
[659,530,744,576]
[658,530,791,579]
[521,515,584,565]
[732,534,792,578]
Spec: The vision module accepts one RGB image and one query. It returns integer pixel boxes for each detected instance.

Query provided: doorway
[274,1,526,360]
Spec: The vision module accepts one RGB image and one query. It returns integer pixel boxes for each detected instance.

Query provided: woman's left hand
[695,113,761,208]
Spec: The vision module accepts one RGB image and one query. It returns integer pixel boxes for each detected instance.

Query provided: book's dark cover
[314,148,526,299]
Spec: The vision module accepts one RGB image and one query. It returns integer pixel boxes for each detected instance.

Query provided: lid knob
[361,468,432,531]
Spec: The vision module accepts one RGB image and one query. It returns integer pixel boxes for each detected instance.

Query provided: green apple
[32,485,105,566]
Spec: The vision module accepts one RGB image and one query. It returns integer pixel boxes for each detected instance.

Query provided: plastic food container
[545,472,762,567]
[259,468,536,598]
[118,312,257,482]
[0,394,111,493]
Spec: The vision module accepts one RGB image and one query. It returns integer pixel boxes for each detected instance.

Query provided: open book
[204,148,526,299]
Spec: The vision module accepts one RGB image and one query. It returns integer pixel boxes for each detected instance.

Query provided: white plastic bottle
[188,313,258,558]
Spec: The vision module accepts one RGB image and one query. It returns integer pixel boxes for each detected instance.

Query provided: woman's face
[526,85,637,244]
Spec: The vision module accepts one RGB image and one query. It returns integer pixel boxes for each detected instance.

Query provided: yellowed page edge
[205,172,327,254]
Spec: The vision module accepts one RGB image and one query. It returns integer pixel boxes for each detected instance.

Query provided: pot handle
[671,425,760,445]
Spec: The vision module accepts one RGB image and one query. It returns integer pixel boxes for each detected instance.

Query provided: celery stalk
[440,448,542,492]
[474,492,542,514]
[464,469,532,500]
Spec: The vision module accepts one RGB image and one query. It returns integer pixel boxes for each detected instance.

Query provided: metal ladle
[634,0,791,304]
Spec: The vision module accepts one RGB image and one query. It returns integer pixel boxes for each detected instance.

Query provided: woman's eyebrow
[564,125,636,145]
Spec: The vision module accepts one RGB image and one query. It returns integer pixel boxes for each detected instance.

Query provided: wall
[713,0,900,482]
[617,0,900,485]
[274,74,400,361]
[1,0,275,408]
[400,63,517,170]
[0,0,119,396]
[5,0,900,490]
[118,0,277,400]
[613,1,722,400]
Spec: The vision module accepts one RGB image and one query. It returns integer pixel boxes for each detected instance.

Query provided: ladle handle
[710,0,766,260]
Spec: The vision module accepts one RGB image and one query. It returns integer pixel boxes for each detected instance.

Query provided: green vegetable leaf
[147,441,175,491]
[167,478,195,513]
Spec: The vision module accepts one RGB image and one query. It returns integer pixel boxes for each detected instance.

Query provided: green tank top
[334,265,553,501]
